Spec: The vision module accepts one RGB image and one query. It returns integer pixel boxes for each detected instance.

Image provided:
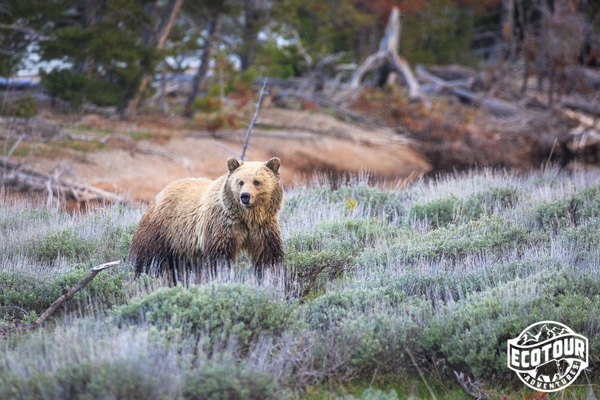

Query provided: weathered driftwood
[416,65,520,117]
[299,51,351,93]
[348,7,420,99]
[565,109,600,148]
[27,261,120,331]
[416,65,472,92]
[452,87,521,117]
[561,97,600,117]
[0,117,61,140]
[1,157,124,203]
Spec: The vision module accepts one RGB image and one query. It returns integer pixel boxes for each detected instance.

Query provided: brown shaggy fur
[129,157,284,282]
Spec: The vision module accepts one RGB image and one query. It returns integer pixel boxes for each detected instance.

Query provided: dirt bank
[22,108,430,202]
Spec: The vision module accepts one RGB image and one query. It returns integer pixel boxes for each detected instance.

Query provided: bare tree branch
[0,22,48,39]
[241,79,268,161]
[25,261,120,331]
[290,27,313,69]
[454,370,489,399]
[124,0,184,118]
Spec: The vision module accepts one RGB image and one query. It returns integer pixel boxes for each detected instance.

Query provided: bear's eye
[253,180,260,186]
[238,181,244,186]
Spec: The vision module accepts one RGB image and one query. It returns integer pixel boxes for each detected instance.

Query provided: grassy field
[1,168,599,399]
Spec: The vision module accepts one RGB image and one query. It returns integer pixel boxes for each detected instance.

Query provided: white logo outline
[507,320,588,392]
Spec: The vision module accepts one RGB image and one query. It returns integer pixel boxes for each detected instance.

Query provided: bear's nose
[240,193,251,205]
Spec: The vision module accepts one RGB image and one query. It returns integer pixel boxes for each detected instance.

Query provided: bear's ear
[265,157,281,174]
[227,157,241,173]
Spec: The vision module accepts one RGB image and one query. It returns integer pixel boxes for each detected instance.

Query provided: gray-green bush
[116,284,296,351]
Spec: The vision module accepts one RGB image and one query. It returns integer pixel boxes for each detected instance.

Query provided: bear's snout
[240,192,251,205]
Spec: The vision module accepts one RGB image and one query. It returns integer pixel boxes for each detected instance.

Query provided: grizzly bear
[129,157,284,283]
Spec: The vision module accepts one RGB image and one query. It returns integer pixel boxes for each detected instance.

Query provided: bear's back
[153,177,223,257]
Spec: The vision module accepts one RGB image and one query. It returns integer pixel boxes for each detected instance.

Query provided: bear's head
[225,157,283,214]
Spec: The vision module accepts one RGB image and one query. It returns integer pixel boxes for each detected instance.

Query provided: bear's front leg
[203,224,245,278]
[246,223,284,282]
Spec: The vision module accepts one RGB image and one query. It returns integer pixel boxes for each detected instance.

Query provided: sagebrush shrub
[117,284,296,351]
[0,265,128,325]
[285,218,396,296]
[421,268,600,379]
[32,229,95,263]
[182,361,286,400]
[0,359,175,400]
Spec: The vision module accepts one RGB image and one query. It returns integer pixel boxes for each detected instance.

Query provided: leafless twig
[27,261,121,330]
[240,79,268,161]
[453,370,488,399]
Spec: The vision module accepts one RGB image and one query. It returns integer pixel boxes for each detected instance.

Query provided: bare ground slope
[24,108,430,202]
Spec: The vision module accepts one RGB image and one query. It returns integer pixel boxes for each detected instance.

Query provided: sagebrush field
[1,168,599,399]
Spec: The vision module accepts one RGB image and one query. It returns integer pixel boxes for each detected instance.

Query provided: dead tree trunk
[501,0,515,49]
[348,7,420,99]
[124,0,184,119]
[182,14,222,118]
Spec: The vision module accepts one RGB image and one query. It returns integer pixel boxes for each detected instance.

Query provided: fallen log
[564,109,600,148]
[561,97,600,117]
[452,87,521,117]
[416,65,520,117]
[1,157,124,204]
[416,65,472,92]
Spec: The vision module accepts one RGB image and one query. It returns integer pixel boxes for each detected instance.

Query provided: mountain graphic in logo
[517,324,571,345]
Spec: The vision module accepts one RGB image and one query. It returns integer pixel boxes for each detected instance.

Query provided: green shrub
[0,265,128,325]
[285,184,407,219]
[410,187,519,228]
[41,65,143,108]
[97,223,136,261]
[559,218,600,251]
[0,207,52,232]
[331,184,406,217]
[411,196,458,227]
[117,284,296,351]
[256,43,307,78]
[32,228,95,263]
[422,268,600,380]
[286,218,394,253]
[224,67,260,94]
[377,216,544,263]
[535,198,575,230]
[285,218,397,296]
[192,96,222,113]
[287,249,351,297]
[11,96,38,118]
[535,185,600,230]
[358,388,399,400]
[309,311,426,378]
[0,359,174,400]
[182,361,285,400]
[302,286,428,331]
[41,68,88,107]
